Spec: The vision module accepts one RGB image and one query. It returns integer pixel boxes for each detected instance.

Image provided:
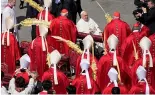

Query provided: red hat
[16,72,29,84]
[113,12,120,17]
[61,9,68,13]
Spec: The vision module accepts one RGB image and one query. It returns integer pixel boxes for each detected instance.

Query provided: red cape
[28,37,50,80]
[49,16,77,56]
[131,57,155,88]
[1,33,21,74]
[102,83,128,94]
[140,25,150,37]
[72,75,99,94]
[42,68,69,94]
[121,32,143,67]
[149,33,155,58]
[129,82,155,94]
[103,19,132,55]
[75,53,98,81]
[97,53,132,91]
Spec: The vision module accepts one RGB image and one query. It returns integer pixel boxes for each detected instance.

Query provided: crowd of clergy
[1,0,155,94]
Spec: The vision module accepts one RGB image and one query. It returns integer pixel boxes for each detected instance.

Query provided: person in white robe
[1,71,9,95]
[1,0,8,14]
[8,69,37,94]
[76,11,102,35]
[1,86,9,95]
[1,0,8,31]
[2,0,19,41]
[76,11,103,48]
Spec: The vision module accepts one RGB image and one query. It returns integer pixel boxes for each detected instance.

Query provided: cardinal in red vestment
[1,17,21,74]
[42,50,69,94]
[50,9,77,56]
[129,66,155,94]
[97,34,131,91]
[149,33,155,58]
[13,54,31,84]
[131,37,155,89]
[102,68,128,94]
[75,35,98,81]
[36,0,55,37]
[137,22,150,37]
[72,52,99,94]
[103,12,132,55]
[121,23,143,68]
[28,25,51,80]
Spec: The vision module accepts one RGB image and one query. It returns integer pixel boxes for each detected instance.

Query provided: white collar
[81,72,86,75]
[133,30,139,32]
[109,50,115,53]
[141,24,144,28]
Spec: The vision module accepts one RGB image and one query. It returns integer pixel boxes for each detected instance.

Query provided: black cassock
[141,7,155,35]
[50,0,82,24]
[50,0,64,17]
[134,0,148,8]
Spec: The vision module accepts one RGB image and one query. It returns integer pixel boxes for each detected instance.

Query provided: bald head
[81,11,89,21]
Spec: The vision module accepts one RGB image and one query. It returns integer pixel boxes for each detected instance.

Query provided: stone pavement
[15,0,137,42]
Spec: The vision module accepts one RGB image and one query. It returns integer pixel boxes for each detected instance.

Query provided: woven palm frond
[14,18,50,27]
[105,13,112,23]
[52,36,83,54]
[24,0,44,12]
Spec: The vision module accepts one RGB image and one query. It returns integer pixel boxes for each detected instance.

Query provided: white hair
[113,16,120,19]
[61,12,68,16]
[80,11,87,16]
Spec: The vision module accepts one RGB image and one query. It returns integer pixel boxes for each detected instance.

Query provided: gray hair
[80,11,87,16]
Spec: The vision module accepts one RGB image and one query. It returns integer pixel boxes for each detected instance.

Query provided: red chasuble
[131,57,155,88]
[75,53,98,81]
[149,33,155,58]
[103,19,131,55]
[121,32,143,68]
[28,37,50,80]
[42,68,69,94]
[102,83,128,94]
[72,75,99,94]
[129,82,155,94]
[49,16,77,56]
[140,25,150,37]
[1,32,21,74]
[97,53,131,91]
